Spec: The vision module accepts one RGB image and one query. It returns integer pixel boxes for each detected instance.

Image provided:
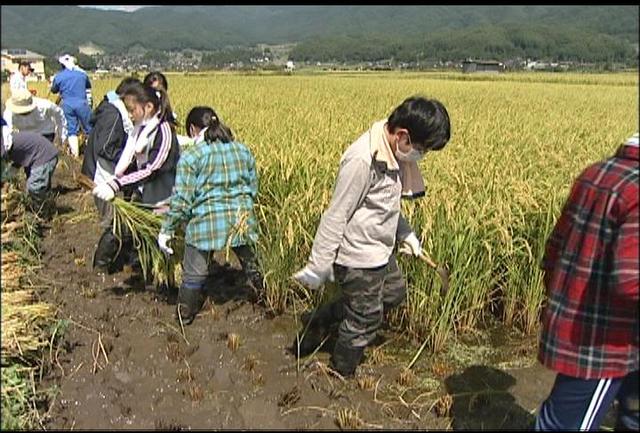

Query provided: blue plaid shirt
[161,138,259,251]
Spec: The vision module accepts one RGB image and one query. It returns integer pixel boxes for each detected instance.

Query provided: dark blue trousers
[535,370,638,431]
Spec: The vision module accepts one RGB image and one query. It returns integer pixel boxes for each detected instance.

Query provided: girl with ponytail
[91,82,180,208]
[157,106,264,325]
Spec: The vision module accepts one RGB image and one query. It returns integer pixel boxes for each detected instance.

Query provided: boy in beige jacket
[293,95,451,377]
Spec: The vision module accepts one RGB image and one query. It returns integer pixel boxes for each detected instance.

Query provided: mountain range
[1,5,638,63]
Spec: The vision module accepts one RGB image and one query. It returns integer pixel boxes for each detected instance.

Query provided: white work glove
[92,182,115,202]
[157,232,174,255]
[292,265,334,290]
[399,232,422,257]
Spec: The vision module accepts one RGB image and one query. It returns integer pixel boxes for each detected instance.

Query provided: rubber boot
[291,303,339,358]
[329,339,364,378]
[176,285,205,325]
[93,228,120,272]
[246,271,266,305]
[68,135,79,158]
[121,233,141,273]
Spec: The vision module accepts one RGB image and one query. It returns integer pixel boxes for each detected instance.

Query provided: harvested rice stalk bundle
[75,174,184,287]
[1,265,25,292]
[1,251,20,266]
[1,290,54,363]
[1,252,25,291]
[1,183,25,222]
[111,198,184,287]
[1,220,25,243]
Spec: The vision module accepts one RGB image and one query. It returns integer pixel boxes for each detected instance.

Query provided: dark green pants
[327,254,407,349]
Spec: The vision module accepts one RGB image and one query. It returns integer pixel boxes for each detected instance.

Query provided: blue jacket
[51,69,91,103]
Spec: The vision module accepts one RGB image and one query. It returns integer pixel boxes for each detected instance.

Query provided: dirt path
[36,155,564,430]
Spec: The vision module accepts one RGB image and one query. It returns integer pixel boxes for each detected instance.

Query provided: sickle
[418,250,450,296]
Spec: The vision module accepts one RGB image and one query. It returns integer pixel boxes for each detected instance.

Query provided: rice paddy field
[10,69,640,348]
[2,70,638,428]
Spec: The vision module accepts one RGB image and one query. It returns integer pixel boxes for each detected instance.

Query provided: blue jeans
[535,370,639,431]
[26,156,58,202]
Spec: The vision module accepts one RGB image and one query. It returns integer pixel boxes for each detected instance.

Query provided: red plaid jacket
[538,140,639,379]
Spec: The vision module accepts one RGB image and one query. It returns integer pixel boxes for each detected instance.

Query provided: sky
[78,6,151,12]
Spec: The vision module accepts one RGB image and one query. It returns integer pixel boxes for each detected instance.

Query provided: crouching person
[157,106,264,325]
[1,119,59,217]
[292,96,451,377]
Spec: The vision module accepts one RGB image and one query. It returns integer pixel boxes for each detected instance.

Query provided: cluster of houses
[2,47,609,81]
[1,48,47,81]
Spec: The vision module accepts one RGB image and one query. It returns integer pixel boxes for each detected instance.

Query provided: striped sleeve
[110,122,173,191]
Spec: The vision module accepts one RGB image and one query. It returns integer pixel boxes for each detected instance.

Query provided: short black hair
[387,96,451,152]
[18,61,33,70]
[115,77,142,96]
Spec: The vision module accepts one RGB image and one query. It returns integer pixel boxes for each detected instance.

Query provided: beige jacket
[307,120,425,274]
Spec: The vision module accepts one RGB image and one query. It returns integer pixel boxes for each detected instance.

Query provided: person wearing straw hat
[9,61,34,95]
[50,54,93,158]
[3,89,68,146]
[291,95,451,378]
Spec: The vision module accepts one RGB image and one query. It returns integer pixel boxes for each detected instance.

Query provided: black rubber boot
[246,272,266,305]
[93,229,120,272]
[176,286,205,325]
[291,303,340,358]
[329,339,364,377]
[293,320,330,358]
[125,245,141,272]
[156,282,179,303]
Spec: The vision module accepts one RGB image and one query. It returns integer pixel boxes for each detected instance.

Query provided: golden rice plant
[66,71,638,353]
[1,290,54,364]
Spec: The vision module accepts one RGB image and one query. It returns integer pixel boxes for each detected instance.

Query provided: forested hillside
[1,5,638,63]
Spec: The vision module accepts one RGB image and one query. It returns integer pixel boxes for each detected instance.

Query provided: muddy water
[34,155,615,430]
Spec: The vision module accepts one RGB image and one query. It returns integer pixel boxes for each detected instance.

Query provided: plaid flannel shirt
[161,139,259,251]
[538,140,639,379]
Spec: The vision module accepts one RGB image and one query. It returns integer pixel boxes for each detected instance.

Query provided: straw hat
[6,89,36,114]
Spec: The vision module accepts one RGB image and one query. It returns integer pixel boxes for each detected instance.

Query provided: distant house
[1,48,46,81]
[78,43,104,56]
[462,59,504,74]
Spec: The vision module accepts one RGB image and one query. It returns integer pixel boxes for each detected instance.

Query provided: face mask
[395,137,424,162]
[395,147,423,162]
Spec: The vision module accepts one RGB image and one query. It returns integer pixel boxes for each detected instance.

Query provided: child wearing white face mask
[91,83,180,209]
[291,95,451,377]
